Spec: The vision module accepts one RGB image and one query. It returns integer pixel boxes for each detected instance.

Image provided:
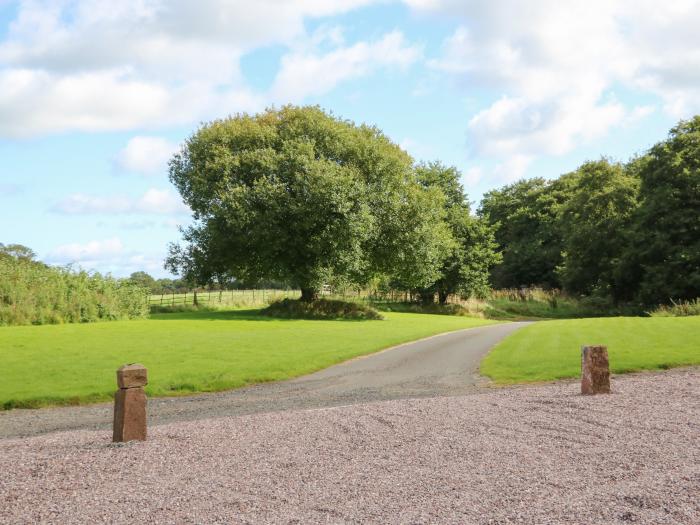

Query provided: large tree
[557,159,639,298]
[478,175,577,289]
[415,162,500,304]
[167,106,452,301]
[619,117,700,304]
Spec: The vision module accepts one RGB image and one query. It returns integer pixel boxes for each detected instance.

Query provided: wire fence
[149,288,420,308]
[150,289,301,308]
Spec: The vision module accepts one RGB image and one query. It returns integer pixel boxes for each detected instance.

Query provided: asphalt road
[0,321,529,439]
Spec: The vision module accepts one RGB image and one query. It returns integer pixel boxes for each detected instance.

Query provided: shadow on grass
[150,309,278,322]
[149,308,381,322]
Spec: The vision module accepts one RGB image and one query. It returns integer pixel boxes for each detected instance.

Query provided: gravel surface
[0,323,528,439]
[1,368,698,524]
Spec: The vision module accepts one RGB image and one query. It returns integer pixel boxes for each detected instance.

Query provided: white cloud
[0,0,381,137]
[117,136,179,176]
[405,0,700,177]
[271,31,421,102]
[48,237,124,263]
[53,188,189,215]
[46,237,168,276]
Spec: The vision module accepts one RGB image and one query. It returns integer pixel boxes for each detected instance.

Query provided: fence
[150,289,301,308]
[149,287,429,308]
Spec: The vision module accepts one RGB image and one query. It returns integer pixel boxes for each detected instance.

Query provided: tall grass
[648,299,700,317]
[485,288,642,319]
[0,257,149,326]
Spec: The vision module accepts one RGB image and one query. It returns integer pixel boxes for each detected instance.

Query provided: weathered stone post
[581,345,611,395]
[113,363,147,442]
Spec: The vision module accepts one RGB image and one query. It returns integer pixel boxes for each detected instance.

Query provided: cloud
[270,31,421,102]
[46,237,168,276]
[116,136,179,176]
[404,0,700,176]
[53,188,189,215]
[0,0,381,137]
[47,237,124,263]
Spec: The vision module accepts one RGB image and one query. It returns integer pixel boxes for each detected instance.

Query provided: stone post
[581,345,611,395]
[113,363,147,442]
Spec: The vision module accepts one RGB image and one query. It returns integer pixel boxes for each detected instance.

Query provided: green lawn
[481,316,700,383]
[0,309,496,409]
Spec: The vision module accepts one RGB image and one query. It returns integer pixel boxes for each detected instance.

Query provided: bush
[0,257,149,326]
[649,299,700,317]
[485,288,642,319]
[374,301,482,317]
[261,298,383,320]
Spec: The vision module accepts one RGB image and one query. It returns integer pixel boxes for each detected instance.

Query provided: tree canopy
[478,176,576,289]
[479,116,700,307]
[416,162,500,303]
[619,117,700,304]
[167,106,453,301]
[557,159,639,297]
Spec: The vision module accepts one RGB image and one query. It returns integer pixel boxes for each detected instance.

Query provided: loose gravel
[1,368,698,524]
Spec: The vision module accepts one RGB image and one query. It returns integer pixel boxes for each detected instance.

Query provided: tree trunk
[300,287,319,302]
[438,290,449,305]
[419,290,435,305]
[193,290,199,306]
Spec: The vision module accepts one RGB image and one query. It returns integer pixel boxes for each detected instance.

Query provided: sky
[1,0,699,278]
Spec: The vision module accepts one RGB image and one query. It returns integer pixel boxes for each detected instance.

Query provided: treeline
[165,106,700,309]
[126,271,291,295]
[0,244,149,326]
[480,117,700,306]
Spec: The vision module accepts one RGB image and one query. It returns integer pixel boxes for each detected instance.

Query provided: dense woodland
[481,117,700,306]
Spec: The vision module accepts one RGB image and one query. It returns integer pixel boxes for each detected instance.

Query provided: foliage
[648,299,700,317]
[618,117,700,305]
[481,316,700,383]
[0,251,149,326]
[127,271,157,291]
[484,288,641,320]
[0,309,495,409]
[167,105,452,301]
[0,243,37,261]
[480,116,700,307]
[374,301,483,317]
[479,175,577,289]
[557,159,640,297]
[261,298,383,320]
[414,162,501,303]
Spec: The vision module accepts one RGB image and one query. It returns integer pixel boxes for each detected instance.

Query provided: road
[0,321,529,439]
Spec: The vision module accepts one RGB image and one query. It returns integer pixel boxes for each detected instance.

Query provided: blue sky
[1,0,698,277]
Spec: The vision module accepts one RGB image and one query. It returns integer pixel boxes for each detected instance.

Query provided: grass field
[0,309,496,410]
[481,316,700,383]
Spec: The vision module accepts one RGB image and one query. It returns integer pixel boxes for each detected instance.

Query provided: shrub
[0,257,149,326]
[649,299,700,317]
[261,298,383,320]
[485,288,642,319]
[374,301,482,317]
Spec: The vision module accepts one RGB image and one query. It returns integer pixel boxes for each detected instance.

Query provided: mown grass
[0,309,497,410]
[481,316,700,383]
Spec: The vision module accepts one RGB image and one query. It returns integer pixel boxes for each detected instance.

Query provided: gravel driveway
[1,368,697,524]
